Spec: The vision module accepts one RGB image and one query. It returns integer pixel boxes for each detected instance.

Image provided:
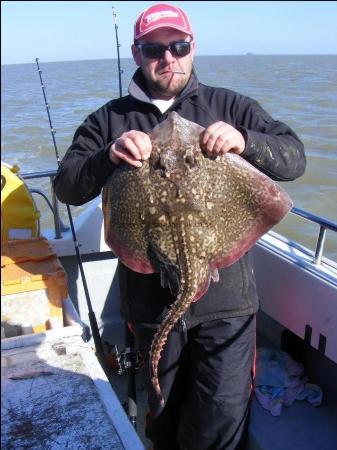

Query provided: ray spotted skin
[102,112,293,404]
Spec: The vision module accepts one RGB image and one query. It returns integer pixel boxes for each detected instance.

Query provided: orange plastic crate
[1,238,67,335]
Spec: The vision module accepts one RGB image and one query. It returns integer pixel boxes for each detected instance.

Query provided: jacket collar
[128,67,199,106]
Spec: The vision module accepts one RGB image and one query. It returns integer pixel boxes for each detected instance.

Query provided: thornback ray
[102,111,293,406]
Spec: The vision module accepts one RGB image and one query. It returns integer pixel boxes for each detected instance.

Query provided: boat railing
[21,170,337,267]
[21,169,66,239]
[290,207,337,266]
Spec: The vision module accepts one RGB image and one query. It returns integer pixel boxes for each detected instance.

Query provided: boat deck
[1,326,144,450]
[249,393,337,450]
[107,352,337,450]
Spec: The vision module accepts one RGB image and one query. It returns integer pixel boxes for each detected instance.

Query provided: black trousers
[132,314,256,450]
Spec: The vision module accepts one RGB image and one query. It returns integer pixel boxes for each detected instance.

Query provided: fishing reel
[103,341,140,375]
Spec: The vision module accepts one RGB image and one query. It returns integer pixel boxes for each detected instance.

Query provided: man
[54,4,306,449]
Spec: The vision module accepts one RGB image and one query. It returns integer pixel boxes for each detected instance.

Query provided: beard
[148,77,186,98]
[143,64,193,100]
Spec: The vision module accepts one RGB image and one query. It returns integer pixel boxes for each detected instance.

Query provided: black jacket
[54,69,306,326]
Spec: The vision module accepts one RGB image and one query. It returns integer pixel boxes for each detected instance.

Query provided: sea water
[1,55,336,261]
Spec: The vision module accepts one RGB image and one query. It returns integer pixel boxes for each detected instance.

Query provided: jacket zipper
[180,317,187,333]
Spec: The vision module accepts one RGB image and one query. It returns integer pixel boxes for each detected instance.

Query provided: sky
[1,1,337,65]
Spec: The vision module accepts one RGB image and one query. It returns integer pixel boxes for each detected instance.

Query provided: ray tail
[149,217,208,407]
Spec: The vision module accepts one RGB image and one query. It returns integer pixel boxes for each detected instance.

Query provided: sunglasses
[136,41,192,59]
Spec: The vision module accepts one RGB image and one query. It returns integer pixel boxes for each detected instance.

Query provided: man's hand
[109,130,152,167]
[201,122,245,156]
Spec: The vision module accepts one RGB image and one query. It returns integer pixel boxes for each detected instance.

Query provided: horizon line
[2,53,337,67]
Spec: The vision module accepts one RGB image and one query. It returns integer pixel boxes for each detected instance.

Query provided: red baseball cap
[134,3,193,41]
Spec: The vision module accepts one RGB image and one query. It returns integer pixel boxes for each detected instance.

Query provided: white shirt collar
[128,78,175,113]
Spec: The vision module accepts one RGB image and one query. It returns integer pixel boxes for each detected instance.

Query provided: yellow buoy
[1,162,40,241]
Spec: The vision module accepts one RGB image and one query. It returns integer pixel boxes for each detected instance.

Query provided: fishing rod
[112,7,123,98]
[112,7,138,430]
[35,57,105,360]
